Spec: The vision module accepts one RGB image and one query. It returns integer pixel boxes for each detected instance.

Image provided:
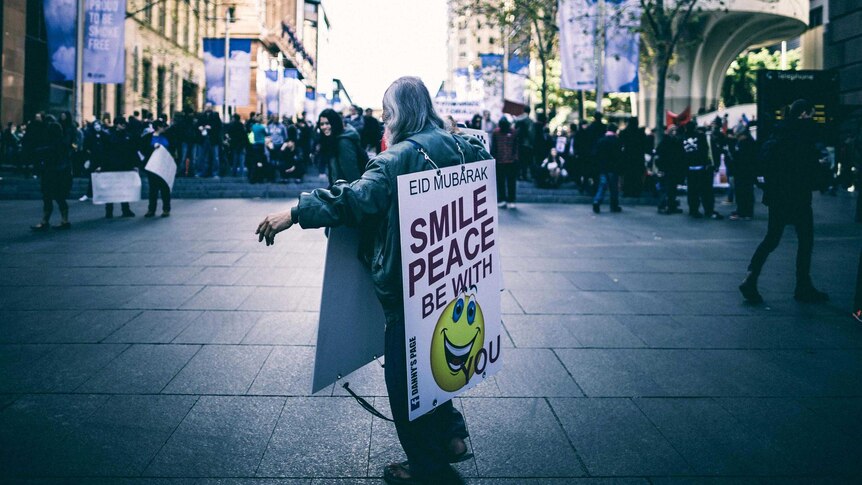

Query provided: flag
[603,0,641,93]
[558,0,598,90]
[203,38,252,107]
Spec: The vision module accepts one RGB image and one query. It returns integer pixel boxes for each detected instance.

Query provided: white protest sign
[312,227,386,394]
[91,171,142,204]
[398,159,503,421]
[459,128,491,154]
[145,145,177,189]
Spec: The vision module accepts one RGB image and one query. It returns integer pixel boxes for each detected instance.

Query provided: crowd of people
[0,103,385,228]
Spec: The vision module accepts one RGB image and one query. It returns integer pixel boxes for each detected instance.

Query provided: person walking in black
[619,118,647,197]
[656,125,685,214]
[514,107,535,181]
[30,116,72,231]
[683,121,722,219]
[729,128,757,220]
[739,99,829,304]
[592,123,623,214]
[492,116,518,208]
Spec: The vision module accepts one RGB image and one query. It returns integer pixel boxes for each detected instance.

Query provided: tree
[639,0,710,144]
[450,0,559,113]
[721,47,801,107]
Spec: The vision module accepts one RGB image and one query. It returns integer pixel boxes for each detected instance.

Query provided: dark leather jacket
[292,125,490,323]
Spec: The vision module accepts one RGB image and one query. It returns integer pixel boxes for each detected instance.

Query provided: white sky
[319,0,448,110]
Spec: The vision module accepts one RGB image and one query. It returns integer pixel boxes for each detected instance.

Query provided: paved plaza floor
[1,193,861,483]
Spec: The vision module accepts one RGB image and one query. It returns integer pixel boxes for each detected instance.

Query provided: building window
[459,52,466,58]
[144,1,153,25]
[809,6,823,27]
[132,47,139,91]
[489,37,495,45]
[459,38,466,45]
[142,58,152,98]
[172,1,179,43]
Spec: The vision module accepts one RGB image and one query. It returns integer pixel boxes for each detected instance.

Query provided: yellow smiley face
[430,290,485,392]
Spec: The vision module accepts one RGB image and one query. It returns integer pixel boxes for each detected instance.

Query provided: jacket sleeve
[294,156,391,229]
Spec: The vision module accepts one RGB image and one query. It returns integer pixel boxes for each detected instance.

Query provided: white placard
[397,159,503,421]
[91,171,142,204]
[145,145,177,189]
[459,128,491,154]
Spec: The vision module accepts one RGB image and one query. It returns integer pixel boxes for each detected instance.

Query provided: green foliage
[720,47,801,106]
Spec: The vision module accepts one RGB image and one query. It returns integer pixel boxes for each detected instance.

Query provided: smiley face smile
[442,328,480,373]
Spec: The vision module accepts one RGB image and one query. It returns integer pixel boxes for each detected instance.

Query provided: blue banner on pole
[203,38,252,107]
[44,0,127,84]
[44,0,78,82]
[603,0,641,93]
[83,0,127,84]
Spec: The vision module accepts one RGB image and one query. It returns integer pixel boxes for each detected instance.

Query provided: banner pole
[74,0,86,125]
[595,0,605,115]
[223,8,231,119]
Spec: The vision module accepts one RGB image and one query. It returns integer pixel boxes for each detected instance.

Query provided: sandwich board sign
[397,158,503,420]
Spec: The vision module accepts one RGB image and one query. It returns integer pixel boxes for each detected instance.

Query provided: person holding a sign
[143,121,172,218]
[99,117,137,218]
[256,77,491,484]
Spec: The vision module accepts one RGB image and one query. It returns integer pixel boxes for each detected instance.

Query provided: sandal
[446,437,473,463]
[383,461,420,485]
[30,222,50,231]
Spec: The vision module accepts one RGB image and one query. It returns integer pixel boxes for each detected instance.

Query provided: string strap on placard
[342,382,394,422]
[405,139,440,175]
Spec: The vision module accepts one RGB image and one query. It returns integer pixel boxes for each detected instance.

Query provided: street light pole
[74,0,86,125]
[223,7,231,119]
[595,0,606,115]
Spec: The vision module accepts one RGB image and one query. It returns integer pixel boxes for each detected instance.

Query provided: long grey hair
[382,76,445,146]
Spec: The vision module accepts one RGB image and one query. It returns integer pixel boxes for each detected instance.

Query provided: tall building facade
[824,0,862,108]
[214,0,326,117]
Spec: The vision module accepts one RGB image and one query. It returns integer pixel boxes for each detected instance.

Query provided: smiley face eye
[467,301,476,325]
[453,298,464,322]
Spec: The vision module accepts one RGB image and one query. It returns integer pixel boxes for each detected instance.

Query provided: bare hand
[256,209,293,246]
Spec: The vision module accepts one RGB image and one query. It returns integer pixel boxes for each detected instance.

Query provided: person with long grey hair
[256,76,490,484]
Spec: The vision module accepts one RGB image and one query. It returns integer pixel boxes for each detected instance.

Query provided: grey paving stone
[799,397,862,439]
[0,344,56,392]
[715,397,859,476]
[548,398,690,476]
[493,348,583,397]
[191,252,246,266]
[47,394,198,476]
[184,267,252,285]
[122,286,204,310]
[121,266,206,285]
[0,394,110,476]
[146,396,284,477]
[503,314,646,348]
[554,349,663,397]
[162,345,272,395]
[77,344,200,393]
[180,286,257,311]
[329,359,388,398]
[501,290,524,314]
[236,267,323,287]
[634,397,797,475]
[467,479,649,484]
[561,272,624,291]
[256,397,371,477]
[241,312,319,346]
[12,343,128,392]
[462,397,585,477]
[763,349,862,396]
[199,480,310,485]
[248,346,317,396]
[502,271,576,290]
[239,287,321,312]
[173,311,262,344]
[105,310,203,343]
[11,285,142,310]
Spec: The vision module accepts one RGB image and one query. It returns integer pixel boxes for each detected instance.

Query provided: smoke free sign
[398,159,503,421]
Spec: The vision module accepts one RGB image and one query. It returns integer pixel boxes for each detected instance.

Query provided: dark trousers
[517,147,532,180]
[496,163,517,203]
[687,169,715,215]
[748,206,814,285]
[735,177,755,218]
[658,176,680,211]
[42,195,68,221]
[106,202,132,216]
[384,319,468,478]
[147,172,171,213]
[855,249,862,310]
[593,173,620,209]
